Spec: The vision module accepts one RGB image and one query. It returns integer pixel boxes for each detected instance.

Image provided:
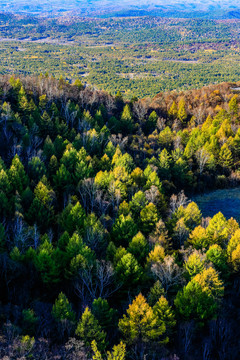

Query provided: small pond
[193,187,240,220]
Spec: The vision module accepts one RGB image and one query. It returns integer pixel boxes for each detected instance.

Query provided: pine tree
[8,155,28,194]
[52,292,76,322]
[120,104,134,134]
[76,307,107,351]
[92,298,117,332]
[175,280,217,322]
[184,252,205,279]
[128,232,148,264]
[177,98,187,123]
[229,94,238,116]
[140,203,159,234]
[119,294,166,345]
[153,296,176,341]
[148,281,165,306]
[219,143,233,170]
[168,101,178,118]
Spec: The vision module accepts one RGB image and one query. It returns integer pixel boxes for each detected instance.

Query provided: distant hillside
[1,0,240,19]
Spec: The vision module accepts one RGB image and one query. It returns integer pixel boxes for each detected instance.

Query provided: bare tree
[178,321,195,359]
[78,178,97,212]
[95,190,110,217]
[196,147,210,175]
[173,218,189,248]
[74,260,121,305]
[33,224,40,250]
[84,223,105,254]
[173,135,182,151]
[65,338,87,360]
[202,340,212,360]
[151,255,184,292]
[133,100,147,124]
[62,100,77,128]
[108,182,122,211]
[105,94,116,115]
[209,318,233,360]
[79,88,92,109]
[145,185,160,205]
[110,134,128,149]
[13,214,32,252]
[192,106,205,126]
[157,117,166,131]
[169,191,189,214]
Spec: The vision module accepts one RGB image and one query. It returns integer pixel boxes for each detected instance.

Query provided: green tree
[8,155,28,194]
[76,307,107,352]
[60,201,86,236]
[206,212,228,246]
[158,127,173,149]
[184,252,205,279]
[229,94,238,116]
[28,157,46,183]
[27,181,55,231]
[52,292,76,339]
[129,191,147,219]
[158,149,172,180]
[168,101,178,118]
[177,98,187,123]
[119,294,166,349]
[22,309,38,336]
[140,203,158,234]
[153,296,176,341]
[0,169,12,216]
[148,281,165,307]
[120,104,134,134]
[145,110,158,134]
[174,280,217,322]
[183,202,202,230]
[188,226,209,249]
[111,214,137,247]
[206,244,229,276]
[91,340,126,360]
[43,136,55,161]
[52,292,76,322]
[34,239,60,284]
[18,85,29,112]
[219,143,233,170]
[128,232,148,264]
[92,298,117,333]
[115,253,142,287]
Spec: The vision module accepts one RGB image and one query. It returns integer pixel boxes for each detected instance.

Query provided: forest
[0,14,240,98]
[0,74,240,359]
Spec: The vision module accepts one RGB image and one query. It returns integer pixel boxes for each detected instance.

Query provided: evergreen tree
[8,155,28,194]
[52,292,76,322]
[219,143,233,170]
[177,98,187,123]
[120,104,134,134]
[168,101,178,118]
[92,298,117,333]
[76,307,107,351]
[119,294,166,346]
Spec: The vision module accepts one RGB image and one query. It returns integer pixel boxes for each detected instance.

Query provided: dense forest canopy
[0,75,240,359]
[0,14,240,98]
